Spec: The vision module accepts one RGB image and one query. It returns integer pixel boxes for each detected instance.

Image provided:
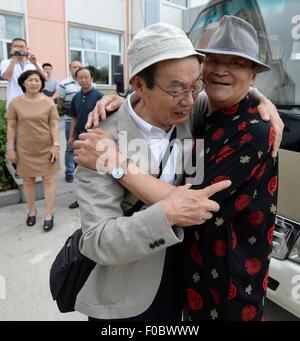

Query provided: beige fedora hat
[197,15,270,72]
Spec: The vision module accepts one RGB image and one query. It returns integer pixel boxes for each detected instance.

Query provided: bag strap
[125,127,177,216]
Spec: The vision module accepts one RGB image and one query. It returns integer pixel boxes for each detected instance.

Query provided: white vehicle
[189,0,300,318]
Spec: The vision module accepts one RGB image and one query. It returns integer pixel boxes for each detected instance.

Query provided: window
[69,25,123,85]
[164,0,188,7]
[0,13,24,63]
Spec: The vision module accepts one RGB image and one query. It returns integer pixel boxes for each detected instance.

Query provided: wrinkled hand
[85,95,125,129]
[163,180,231,227]
[73,128,119,171]
[7,149,17,164]
[49,146,59,163]
[257,97,284,158]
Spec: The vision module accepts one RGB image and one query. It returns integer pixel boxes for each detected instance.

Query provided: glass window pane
[5,15,22,40]
[70,50,82,63]
[111,55,121,84]
[85,51,96,66]
[96,53,109,70]
[69,26,96,49]
[96,52,109,84]
[86,52,109,84]
[97,32,120,53]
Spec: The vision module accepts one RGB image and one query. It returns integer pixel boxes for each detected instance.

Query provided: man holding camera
[0,38,47,109]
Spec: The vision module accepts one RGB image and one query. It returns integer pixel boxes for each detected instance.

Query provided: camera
[13,50,28,57]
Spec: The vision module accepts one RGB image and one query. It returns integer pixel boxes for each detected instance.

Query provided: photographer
[0,38,47,109]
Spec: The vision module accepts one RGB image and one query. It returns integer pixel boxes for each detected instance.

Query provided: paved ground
[0,119,299,321]
[0,119,85,321]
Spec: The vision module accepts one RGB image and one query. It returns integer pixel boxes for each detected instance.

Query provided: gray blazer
[75,101,193,319]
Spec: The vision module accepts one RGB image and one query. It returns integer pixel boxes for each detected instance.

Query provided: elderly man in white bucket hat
[73,22,232,321]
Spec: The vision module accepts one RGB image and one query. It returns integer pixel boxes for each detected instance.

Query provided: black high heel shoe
[26,211,37,226]
[43,215,54,232]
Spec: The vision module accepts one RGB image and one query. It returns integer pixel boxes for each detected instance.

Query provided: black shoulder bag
[49,127,177,313]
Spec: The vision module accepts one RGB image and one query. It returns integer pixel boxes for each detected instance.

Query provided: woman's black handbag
[49,228,96,313]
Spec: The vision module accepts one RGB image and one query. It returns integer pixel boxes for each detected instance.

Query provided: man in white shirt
[0,37,47,109]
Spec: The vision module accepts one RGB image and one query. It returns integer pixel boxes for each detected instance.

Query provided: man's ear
[250,67,259,86]
[131,75,144,97]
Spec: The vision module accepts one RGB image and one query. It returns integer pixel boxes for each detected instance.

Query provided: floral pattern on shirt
[185,96,278,321]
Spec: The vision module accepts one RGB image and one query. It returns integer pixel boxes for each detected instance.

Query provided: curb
[0,189,21,207]
[5,163,44,205]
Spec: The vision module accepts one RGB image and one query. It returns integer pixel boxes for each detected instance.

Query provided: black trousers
[89,243,185,322]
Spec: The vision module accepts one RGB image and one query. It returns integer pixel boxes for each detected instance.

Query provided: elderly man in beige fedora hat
[73,22,232,321]
[75,16,279,321]
[183,15,278,321]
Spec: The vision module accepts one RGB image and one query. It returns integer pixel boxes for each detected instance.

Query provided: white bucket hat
[128,22,206,82]
[197,15,270,72]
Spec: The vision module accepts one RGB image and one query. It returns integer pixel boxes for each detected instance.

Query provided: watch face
[112,166,124,180]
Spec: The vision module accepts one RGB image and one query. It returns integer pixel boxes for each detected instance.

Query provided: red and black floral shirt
[186,95,278,321]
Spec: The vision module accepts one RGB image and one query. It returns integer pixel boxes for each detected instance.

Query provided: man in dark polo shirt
[68,67,103,208]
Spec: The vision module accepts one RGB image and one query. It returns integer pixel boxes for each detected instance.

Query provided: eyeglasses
[151,77,205,102]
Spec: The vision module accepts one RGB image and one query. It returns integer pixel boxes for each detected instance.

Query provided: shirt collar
[205,95,251,125]
[80,87,94,96]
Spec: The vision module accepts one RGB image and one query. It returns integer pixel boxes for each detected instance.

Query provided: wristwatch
[111,158,130,181]
[111,166,125,181]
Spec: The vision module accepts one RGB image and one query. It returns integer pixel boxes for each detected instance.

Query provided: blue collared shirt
[71,87,103,138]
